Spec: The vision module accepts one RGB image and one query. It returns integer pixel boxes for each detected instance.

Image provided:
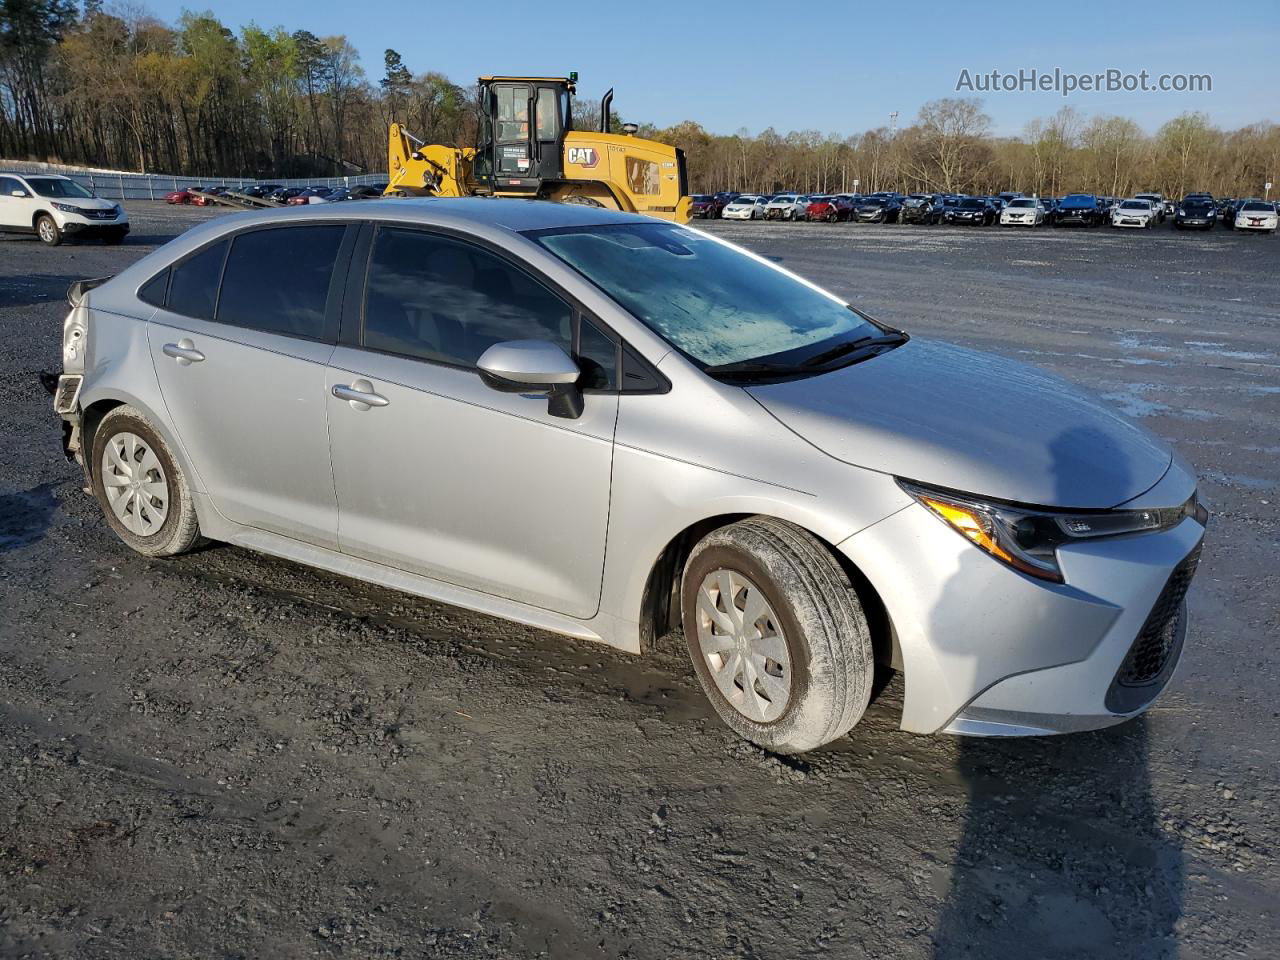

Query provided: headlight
[898,480,1207,583]
[52,202,83,214]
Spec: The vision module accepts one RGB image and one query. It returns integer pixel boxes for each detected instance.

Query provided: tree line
[3,1,1276,199]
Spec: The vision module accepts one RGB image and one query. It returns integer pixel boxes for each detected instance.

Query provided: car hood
[746,338,1172,509]
[65,197,116,211]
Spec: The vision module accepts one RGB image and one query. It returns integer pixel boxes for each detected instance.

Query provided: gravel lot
[1,202,1277,959]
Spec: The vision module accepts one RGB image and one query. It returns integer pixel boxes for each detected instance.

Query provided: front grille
[85,208,116,220]
[1116,543,1202,686]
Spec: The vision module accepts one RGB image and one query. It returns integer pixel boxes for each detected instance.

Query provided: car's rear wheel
[36,215,61,246]
[682,517,873,754]
[91,406,201,557]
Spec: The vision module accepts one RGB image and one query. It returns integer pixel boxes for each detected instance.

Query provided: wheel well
[33,210,51,229]
[79,399,124,479]
[638,514,898,670]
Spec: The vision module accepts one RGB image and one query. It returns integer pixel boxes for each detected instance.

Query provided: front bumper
[57,210,129,236]
[839,471,1205,736]
[1112,217,1150,227]
[1235,219,1277,231]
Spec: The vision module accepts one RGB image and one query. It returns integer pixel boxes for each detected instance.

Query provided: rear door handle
[332,382,390,408]
[163,339,205,365]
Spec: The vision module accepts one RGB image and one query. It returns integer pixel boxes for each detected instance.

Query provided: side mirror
[10,190,27,198]
[476,339,584,419]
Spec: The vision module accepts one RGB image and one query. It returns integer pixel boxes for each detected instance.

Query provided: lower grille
[1116,543,1202,687]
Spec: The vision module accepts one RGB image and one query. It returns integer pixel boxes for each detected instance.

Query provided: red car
[191,187,228,206]
[690,195,726,219]
[805,194,856,222]
[164,187,196,204]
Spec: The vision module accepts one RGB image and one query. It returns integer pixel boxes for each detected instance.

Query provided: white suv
[0,172,129,245]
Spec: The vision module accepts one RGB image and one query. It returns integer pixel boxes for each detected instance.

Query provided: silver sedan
[53,200,1207,753]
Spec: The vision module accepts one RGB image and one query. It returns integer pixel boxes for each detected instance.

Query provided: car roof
[213,197,658,233]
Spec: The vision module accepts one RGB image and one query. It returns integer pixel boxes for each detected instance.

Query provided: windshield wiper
[801,332,909,368]
[703,359,811,380]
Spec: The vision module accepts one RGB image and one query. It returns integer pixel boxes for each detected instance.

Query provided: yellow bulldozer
[386,74,691,222]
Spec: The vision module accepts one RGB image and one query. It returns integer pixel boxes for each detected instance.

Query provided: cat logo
[567,147,599,168]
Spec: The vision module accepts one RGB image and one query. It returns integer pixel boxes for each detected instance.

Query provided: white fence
[0,160,387,201]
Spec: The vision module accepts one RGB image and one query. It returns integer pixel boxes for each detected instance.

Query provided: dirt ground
[1,203,1277,959]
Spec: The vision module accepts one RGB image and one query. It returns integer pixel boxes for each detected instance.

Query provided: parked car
[804,195,853,221]
[1232,200,1278,234]
[1174,197,1217,230]
[852,195,901,223]
[51,199,1207,753]
[999,197,1046,227]
[1040,198,1060,224]
[1054,194,1105,227]
[348,184,387,200]
[267,186,307,204]
[191,186,228,207]
[691,195,726,219]
[721,195,767,220]
[765,195,810,221]
[899,195,943,224]
[1111,198,1157,229]
[0,172,129,245]
[242,184,283,199]
[164,187,197,204]
[1134,193,1165,222]
[944,197,993,226]
[287,187,342,205]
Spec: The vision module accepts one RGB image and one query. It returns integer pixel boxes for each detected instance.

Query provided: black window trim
[146,220,356,345]
[340,219,669,396]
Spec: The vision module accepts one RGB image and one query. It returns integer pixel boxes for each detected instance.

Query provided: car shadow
[930,424,1185,957]
[0,273,81,309]
[0,481,61,552]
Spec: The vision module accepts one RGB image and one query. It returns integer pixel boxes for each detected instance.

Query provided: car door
[146,222,354,549]
[325,224,619,619]
[0,175,33,229]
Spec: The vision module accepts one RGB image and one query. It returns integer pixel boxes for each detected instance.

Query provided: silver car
[53,200,1207,753]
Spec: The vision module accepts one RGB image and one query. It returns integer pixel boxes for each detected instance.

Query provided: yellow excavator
[386,74,691,222]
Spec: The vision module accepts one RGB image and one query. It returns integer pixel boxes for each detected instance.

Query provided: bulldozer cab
[475,76,574,194]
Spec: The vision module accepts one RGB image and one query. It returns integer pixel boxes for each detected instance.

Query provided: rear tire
[682,517,873,754]
[91,406,201,557]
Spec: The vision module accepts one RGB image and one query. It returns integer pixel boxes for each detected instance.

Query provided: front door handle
[163,339,205,365]
[332,382,390,408]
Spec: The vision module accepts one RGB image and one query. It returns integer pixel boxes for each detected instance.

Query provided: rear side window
[138,270,168,307]
[167,240,228,321]
[217,225,346,340]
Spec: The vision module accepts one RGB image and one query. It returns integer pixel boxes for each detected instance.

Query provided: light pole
[1266,180,1273,202]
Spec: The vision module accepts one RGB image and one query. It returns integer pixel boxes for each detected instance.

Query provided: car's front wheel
[36,214,61,246]
[682,517,874,754]
[91,406,202,557]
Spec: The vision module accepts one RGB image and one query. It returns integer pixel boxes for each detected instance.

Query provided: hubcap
[39,220,54,241]
[101,431,169,537]
[695,569,791,723]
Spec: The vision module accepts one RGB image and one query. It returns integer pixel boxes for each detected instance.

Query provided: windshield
[809,196,832,203]
[733,196,759,204]
[1120,200,1148,209]
[772,196,797,203]
[26,177,94,199]
[528,222,884,368]
[1184,201,1212,210]
[958,198,984,209]
[1008,199,1036,208]
[861,197,887,207]
[1241,201,1272,212]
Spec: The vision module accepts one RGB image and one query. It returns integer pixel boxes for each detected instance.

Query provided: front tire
[36,215,61,246]
[682,517,874,754]
[91,406,202,557]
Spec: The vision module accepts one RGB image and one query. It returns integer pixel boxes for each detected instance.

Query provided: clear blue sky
[144,0,1277,137]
